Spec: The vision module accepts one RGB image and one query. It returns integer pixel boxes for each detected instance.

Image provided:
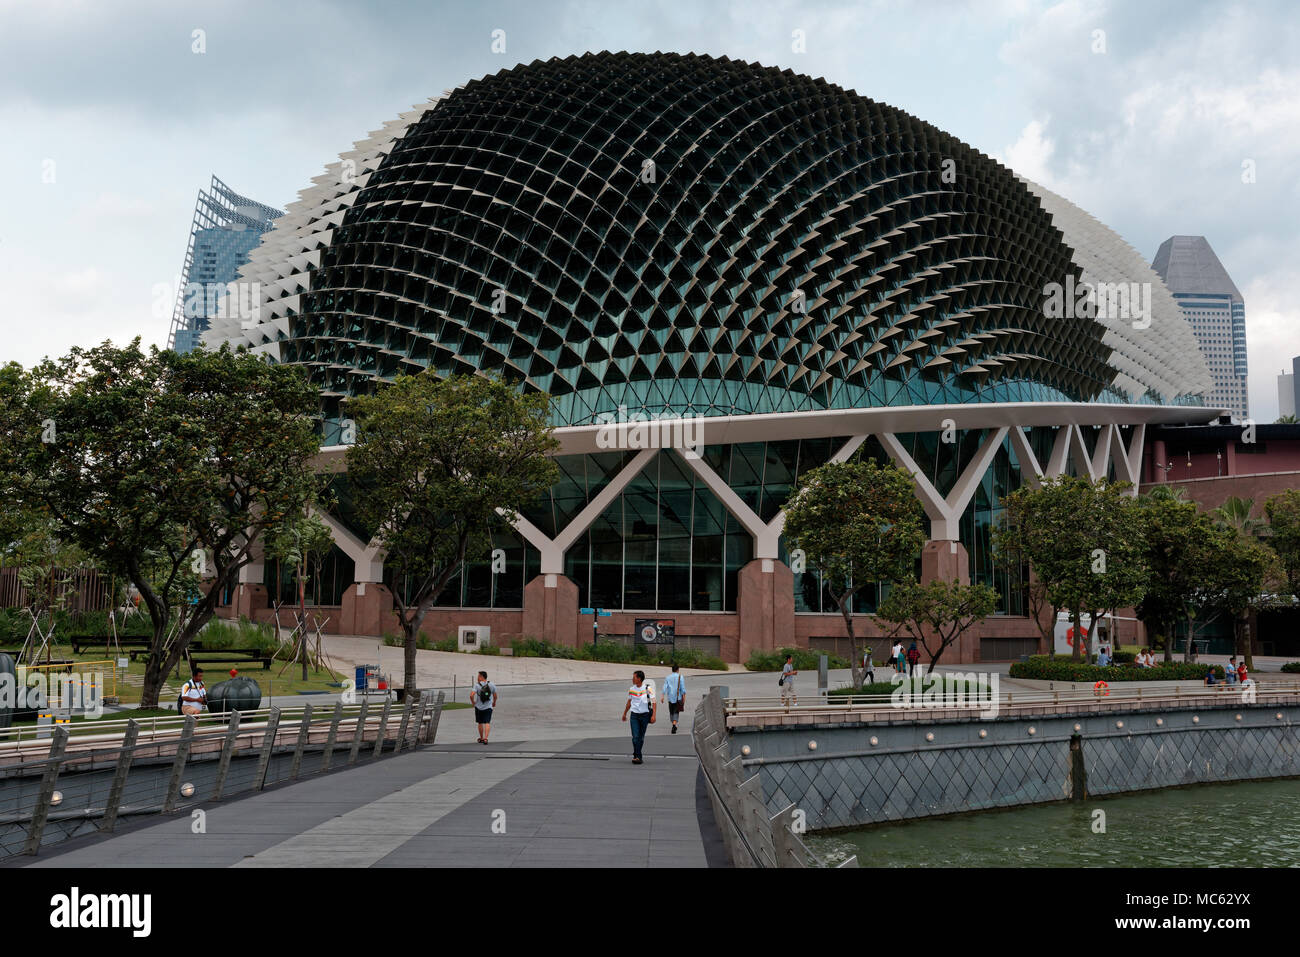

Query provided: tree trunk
[139,620,171,709]
[840,595,861,689]
[1071,609,1083,661]
[1240,614,1254,671]
[402,613,420,699]
[299,558,308,682]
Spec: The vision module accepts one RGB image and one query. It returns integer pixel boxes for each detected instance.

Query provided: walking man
[906,641,921,677]
[621,670,656,764]
[862,646,875,686]
[179,667,207,716]
[471,670,498,744]
[663,664,686,733]
[780,653,798,707]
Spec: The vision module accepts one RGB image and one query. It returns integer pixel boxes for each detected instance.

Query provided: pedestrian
[1225,656,1239,685]
[179,667,207,716]
[891,640,904,674]
[663,663,686,734]
[1237,659,1249,685]
[621,670,656,764]
[780,654,798,706]
[471,670,498,744]
[906,641,920,677]
[1204,666,1218,686]
[1096,646,1112,667]
[862,646,875,686]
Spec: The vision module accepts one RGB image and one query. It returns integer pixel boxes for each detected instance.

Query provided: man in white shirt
[620,670,656,764]
[180,668,207,716]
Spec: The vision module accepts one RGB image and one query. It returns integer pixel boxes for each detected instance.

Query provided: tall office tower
[167,176,284,353]
[1153,236,1248,419]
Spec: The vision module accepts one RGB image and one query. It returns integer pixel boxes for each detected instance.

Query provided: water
[807,779,1300,867]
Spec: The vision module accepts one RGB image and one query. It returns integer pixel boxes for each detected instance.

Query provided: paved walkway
[20,677,725,868]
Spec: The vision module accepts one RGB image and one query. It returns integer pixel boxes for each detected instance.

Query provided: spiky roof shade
[209,52,1146,425]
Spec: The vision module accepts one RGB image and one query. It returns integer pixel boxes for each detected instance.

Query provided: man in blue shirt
[662,664,686,734]
[1096,647,1112,667]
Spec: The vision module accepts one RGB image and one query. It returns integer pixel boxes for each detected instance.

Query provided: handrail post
[425,690,446,745]
[321,700,344,772]
[212,711,242,800]
[290,703,313,780]
[395,690,418,754]
[254,707,282,791]
[373,698,393,758]
[348,699,370,765]
[162,714,197,813]
[100,719,139,832]
[24,726,70,855]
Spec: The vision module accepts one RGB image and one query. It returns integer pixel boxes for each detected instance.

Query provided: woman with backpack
[471,670,498,744]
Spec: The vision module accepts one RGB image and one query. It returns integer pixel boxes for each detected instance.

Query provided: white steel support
[877,427,1009,541]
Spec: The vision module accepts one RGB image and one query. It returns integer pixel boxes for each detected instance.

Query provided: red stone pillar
[1152,438,1167,483]
[522,574,580,647]
[737,559,794,663]
[340,582,394,637]
[233,583,268,619]
[920,540,970,585]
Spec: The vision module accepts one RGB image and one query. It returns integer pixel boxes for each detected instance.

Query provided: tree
[1264,489,1300,600]
[1212,496,1265,539]
[996,476,1146,660]
[264,510,336,679]
[1189,525,1275,671]
[876,578,998,673]
[781,459,926,688]
[1134,493,1219,663]
[990,491,1056,651]
[0,341,322,707]
[346,373,559,695]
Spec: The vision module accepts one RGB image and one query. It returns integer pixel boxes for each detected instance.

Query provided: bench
[181,649,274,671]
[69,635,153,657]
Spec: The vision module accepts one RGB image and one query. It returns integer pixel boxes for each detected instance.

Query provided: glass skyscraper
[168,176,283,353]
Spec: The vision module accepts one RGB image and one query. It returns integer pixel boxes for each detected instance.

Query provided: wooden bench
[180,649,274,671]
[69,635,153,657]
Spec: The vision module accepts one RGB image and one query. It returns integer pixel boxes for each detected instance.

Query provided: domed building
[211,52,1216,662]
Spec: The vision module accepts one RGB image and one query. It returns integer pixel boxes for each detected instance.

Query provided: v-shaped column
[877,427,1009,540]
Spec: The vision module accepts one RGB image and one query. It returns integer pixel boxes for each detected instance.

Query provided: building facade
[168,176,284,353]
[208,53,1219,662]
[1153,235,1249,420]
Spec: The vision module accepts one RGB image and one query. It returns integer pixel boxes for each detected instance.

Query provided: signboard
[634,618,675,645]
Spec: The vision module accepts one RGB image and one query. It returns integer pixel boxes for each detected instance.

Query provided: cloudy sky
[1,0,1296,417]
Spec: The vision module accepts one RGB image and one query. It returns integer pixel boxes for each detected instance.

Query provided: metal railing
[0,690,446,860]
[692,687,856,868]
[723,679,1300,723]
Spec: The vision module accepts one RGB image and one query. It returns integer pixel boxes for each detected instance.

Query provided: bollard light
[50,790,63,807]
[1115,721,1124,729]
[1074,723,1082,732]
[1235,714,1242,722]
[1192,715,1200,724]
[1278,713,1285,720]
[870,736,879,746]
[1027,726,1036,735]
[925,732,934,742]
[180,782,196,798]
[807,740,817,751]
[740,745,751,756]
[1156,718,1164,726]
[978,729,987,738]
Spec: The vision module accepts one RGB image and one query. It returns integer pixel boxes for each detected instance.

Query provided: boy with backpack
[471,670,498,744]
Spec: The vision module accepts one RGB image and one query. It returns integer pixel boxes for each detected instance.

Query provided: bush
[746,647,850,672]
[1010,655,1220,682]
[1048,651,1135,665]
[829,674,991,697]
[1281,661,1300,674]
[510,637,577,659]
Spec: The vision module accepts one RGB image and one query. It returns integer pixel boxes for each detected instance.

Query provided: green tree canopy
[0,340,322,706]
[782,458,925,686]
[996,476,1146,659]
[876,577,998,673]
[345,372,559,693]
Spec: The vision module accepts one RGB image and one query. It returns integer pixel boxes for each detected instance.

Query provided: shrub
[1281,661,1300,674]
[1010,655,1220,682]
[746,647,849,672]
[829,674,991,697]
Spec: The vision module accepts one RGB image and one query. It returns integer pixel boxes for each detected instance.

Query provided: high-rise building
[1152,235,1248,419]
[167,176,283,353]
[1279,365,1297,420]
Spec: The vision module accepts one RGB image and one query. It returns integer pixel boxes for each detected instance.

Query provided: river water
[807,779,1300,867]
